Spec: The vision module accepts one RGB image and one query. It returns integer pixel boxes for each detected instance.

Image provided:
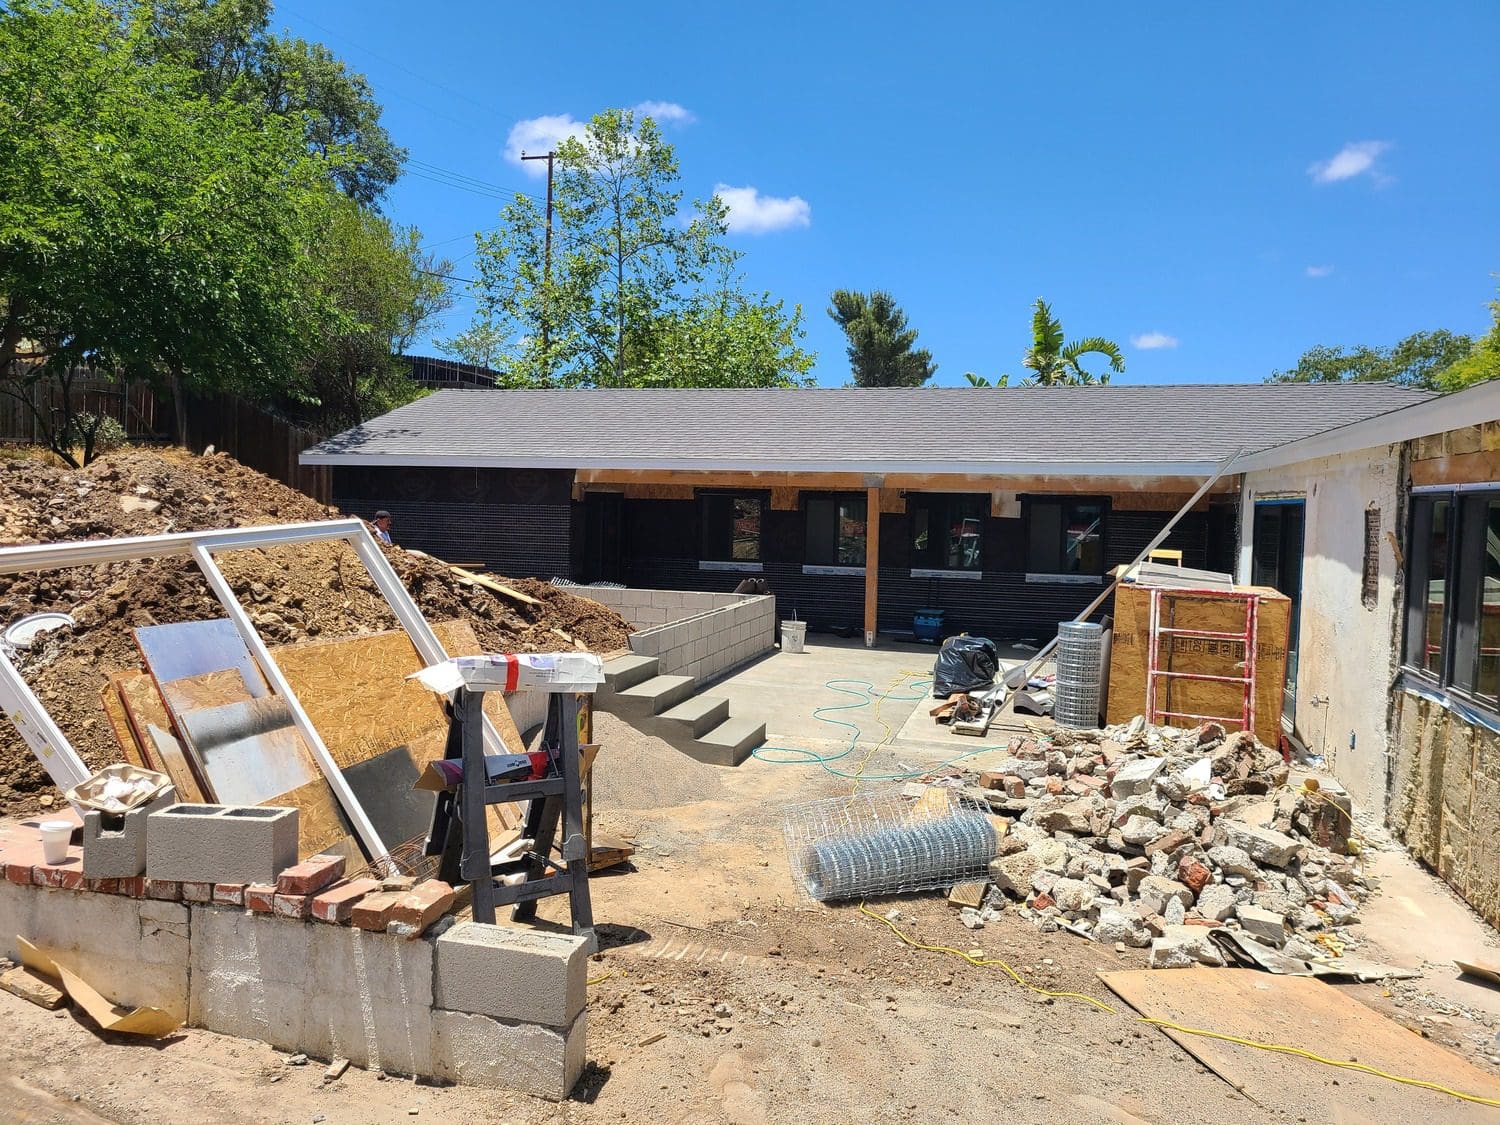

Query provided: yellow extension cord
[840,675,1500,1111]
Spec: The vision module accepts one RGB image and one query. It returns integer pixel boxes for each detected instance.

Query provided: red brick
[3,840,45,885]
[387,881,455,939]
[273,892,312,920]
[1043,777,1065,796]
[351,890,404,932]
[1002,776,1026,799]
[1144,830,1192,857]
[1030,891,1056,911]
[145,879,181,901]
[118,876,147,898]
[977,771,1006,790]
[213,883,247,906]
[1177,857,1212,896]
[311,877,380,924]
[84,877,120,895]
[276,853,345,896]
[181,881,214,904]
[245,883,277,913]
[32,852,85,889]
[1183,917,1223,927]
[1071,773,1106,791]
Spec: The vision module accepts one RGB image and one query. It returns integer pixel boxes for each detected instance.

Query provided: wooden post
[864,485,881,647]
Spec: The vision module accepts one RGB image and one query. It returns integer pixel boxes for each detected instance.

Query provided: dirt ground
[3,714,1499,1123]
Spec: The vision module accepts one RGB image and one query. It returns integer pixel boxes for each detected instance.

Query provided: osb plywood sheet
[144,724,206,803]
[1106,584,1289,747]
[134,619,268,699]
[1100,968,1500,1122]
[99,678,145,768]
[274,776,355,861]
[160,668,254,728]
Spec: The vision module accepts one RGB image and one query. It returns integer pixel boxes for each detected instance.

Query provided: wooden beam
[864,486,881,647]
[1409,446,1500,487]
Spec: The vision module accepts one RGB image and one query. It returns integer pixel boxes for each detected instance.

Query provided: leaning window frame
[0,519,519,867]
[1401,483,1500,718]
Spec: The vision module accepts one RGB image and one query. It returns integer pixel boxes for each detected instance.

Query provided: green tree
[1268,329,1475,389]
[0,0,336,463]
[1438,289,1500,389]
[287,200,453,430]
[135,0,404,205]
[1020,298,1123,385]
[460,107,808,388]
[827,290,936,386]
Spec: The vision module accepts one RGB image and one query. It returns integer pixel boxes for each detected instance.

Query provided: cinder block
[0,881,188,1021]
[189,905,307,1050]
[147,804,298,885]
[82,789,177,878]
[431,1009,586,1100]
[433,921,589,1027]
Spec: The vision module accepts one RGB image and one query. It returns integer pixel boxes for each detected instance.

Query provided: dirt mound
[0,447,632,815]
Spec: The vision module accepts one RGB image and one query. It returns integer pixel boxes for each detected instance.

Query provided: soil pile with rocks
[0,448,632,814]
[954,716,1372,969]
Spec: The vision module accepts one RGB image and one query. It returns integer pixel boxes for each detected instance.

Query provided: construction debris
[942,716,1374,968]
[0,447,631,816]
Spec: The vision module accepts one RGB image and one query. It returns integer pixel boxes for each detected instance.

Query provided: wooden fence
[0,365,330,504]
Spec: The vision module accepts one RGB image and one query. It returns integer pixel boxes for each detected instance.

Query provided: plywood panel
[1106,583,1289,747]
[176,698,320,806]
[159,668,254,723]
[273,776,356,861]
[99,679,146,768]
[144,724,206,803]
[1100,968,1500,1122]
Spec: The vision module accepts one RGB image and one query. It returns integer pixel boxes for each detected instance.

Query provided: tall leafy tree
[1267,328,1478,390]
[0,0,335,462]
[458,108,810,388]
[827,290,936,386]
[1437,288,1500,390]
[134,0,404,205]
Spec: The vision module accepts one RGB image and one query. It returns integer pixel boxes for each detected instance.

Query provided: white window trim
[910,568,982,581]
[802,564,866,577]
[1025,572,1105,585]
[699,560,763,572]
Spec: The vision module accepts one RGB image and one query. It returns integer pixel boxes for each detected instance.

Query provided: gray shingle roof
[302,383,1433,476]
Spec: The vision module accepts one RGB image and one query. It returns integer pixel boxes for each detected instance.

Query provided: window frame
[1401,486,1500,715]
[802,491,868,571]
[1022,495,1110,581]
[696,490,766,569]
[908,492,987,574]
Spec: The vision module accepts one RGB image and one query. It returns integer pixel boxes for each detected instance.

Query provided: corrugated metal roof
[302,383,1433,475]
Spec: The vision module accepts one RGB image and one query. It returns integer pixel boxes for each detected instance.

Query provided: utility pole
[521,150,555,379]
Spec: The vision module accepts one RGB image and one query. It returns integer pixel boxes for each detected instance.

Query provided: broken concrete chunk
[1027,838,1070,872]
[1207,844,1258,878]
[1135,876,1194,916]
[1036,800,1096,835]
[989,852,1041,896]
[1119,815,1165,848]
[1194,884,1238,922]
[993,758,1048,781]
[1148,925,1226,969]
[1094,906,1152,948]
[1051,877,1098,914]
[1223,822,1303,868]
[1110,757,1166,799]
[1236,903,1289,948]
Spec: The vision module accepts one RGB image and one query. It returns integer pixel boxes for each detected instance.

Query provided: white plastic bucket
[781,620,807,654]
[39,820,73,865]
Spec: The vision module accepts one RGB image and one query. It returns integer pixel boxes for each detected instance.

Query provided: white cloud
[1308,140,1392,184]
[505,103,695,175]
[1305,264,1335,278]
[1130,331,1179,350]
[634,100,694,124]
[713,184,811,234]
[504,114,588,174]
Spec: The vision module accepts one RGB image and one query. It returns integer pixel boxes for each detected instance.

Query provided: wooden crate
[1106,582,1290,748]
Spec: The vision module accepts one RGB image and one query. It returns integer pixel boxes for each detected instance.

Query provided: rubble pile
[0,448,633,814]
[959,716,1369,969]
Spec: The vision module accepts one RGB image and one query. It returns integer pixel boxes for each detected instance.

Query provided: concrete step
[601,653,659,693]
[613,674,696,718]
[690,717,767,767]
[659,694,730,738]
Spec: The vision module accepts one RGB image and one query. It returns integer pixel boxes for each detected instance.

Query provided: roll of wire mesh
[796,809,999,902]
[1054,620,1104,729]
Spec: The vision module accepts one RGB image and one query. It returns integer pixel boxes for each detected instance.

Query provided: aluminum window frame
[0,518,515,863]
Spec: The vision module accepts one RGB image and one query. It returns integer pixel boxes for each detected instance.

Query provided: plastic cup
[39,820,73,865]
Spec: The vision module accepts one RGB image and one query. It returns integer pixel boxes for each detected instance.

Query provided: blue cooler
[913,608,945,643]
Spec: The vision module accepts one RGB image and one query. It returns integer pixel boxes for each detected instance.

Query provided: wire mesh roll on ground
[791,806,999,901]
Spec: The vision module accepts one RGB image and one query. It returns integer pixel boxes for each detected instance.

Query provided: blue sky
[277,1,1499,387]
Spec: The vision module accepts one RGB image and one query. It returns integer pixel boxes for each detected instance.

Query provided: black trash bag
[931,635,999,698]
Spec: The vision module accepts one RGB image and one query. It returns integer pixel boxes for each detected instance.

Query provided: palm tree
[1021,298,1124,385]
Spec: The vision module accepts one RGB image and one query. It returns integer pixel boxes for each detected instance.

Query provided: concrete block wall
[574,585,743,630]
[0,876,589,1100]
[626,593,775,681]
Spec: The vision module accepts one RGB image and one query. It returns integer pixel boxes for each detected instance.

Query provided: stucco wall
[1237,445,1403,817]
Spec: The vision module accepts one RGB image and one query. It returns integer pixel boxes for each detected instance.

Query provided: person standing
[370,509,394,545]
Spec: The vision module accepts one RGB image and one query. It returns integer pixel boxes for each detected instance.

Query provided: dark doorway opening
[1251,499,1305,722]
[582,492,625,584]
